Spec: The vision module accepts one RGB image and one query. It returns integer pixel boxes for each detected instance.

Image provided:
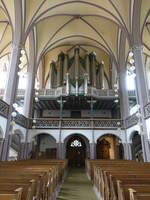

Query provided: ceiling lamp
[129,51,134,58]
[130,58,135,64]
[114,99,119,103]
[21,49,25,55]
[11,111,17,117]
[13,103,18,109]
[35,97,39,102]
[33,119,36,123]
[20,56,25,62]
[18,63,24,69]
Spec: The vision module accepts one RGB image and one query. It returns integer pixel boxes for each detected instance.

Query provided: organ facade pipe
[74,48,80,79]
[91,53,97,87]
[85,54,90,84]
[49,62,55,89]
[99,63,104,89]
[57,53,64,87]
[63,54,68,84]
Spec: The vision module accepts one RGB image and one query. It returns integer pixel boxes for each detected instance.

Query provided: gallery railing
[0,99,9,118]
[0,88,137,99]
[31,118,123,129]
[125,113,139,128]
[144,102,150,119]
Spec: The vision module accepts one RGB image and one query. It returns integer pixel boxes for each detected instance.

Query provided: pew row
[86,160,150,200]
[0,159,68,200]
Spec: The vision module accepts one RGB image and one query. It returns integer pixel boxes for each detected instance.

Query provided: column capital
[12,43,23,51]
[131,45,144,52]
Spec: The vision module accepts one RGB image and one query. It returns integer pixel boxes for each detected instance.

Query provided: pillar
[57,142,63,160]
[132,45,150,161]
[0,138,4,160]
[2,44,22,161]
[118,31,131,160]
[1,0,23,160]
[18,142,25,160]
[90,142,96,159]
[23,30,36,160]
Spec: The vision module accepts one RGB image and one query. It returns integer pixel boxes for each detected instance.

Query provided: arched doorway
[66,134,88,168]
[9,133,22,160]
[131,131,143,162]
[31,133,57,159]
[96,134,124,159]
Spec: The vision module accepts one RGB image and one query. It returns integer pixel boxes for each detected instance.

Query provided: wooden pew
[86,159,150,200]
[0,159,68,200]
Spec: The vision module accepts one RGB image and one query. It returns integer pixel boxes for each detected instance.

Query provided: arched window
[70,139,82,147]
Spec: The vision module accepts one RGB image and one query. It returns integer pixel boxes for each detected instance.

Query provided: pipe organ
[49,48,105,95]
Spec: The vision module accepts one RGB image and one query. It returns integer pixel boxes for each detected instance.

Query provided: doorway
[66,135,87,167]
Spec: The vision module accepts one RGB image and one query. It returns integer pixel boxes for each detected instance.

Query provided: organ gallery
[0,0,150,199]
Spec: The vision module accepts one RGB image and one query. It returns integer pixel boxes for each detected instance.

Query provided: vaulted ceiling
[0,0,150,76]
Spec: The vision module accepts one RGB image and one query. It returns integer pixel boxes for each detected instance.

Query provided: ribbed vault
[0,0,150,83]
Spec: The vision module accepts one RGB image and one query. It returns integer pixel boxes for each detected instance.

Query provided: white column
[23,31,36,118]
[132,45,150,161]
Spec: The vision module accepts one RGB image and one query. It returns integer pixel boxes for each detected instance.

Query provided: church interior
[0,0,150,199]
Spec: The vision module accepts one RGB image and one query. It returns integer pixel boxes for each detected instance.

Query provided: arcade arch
[31,133,57,159]
[96,134,124,160]
[64,134,90,167]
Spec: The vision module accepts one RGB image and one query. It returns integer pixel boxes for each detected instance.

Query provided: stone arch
[9,129,24,161]
[95,131,123,143]
[64,133,90,167]
[31,133,57,159]
[62,131,90,143]
[29,131,58,142]
[13,129,25,142]
[96,133,124,160]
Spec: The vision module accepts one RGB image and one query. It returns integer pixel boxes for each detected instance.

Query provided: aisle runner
[57,168,97,200]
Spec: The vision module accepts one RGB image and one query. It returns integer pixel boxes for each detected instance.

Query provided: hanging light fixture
[11,111,17,117]
[129,51,134,58]
[21,49,25,55]
[130,58,135,64]
[18,63,24,69]
[114,99,119,103]
[13,103,18,109]
[35,97,39,102]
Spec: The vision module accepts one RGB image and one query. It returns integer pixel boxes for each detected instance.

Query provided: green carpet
[57,168,97,200]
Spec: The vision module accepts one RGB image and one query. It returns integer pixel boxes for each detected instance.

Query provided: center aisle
[57,168,98,200]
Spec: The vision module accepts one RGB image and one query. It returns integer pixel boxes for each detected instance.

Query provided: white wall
[0,116,7,137]
[28,128,125,144]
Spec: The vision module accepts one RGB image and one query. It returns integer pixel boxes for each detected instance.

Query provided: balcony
[32,118,123,129]
[0,88,136,99]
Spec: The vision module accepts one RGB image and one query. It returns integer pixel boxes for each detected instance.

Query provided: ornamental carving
[144,102,150,119]
[14,112,28,128]
[34,118,123,129]
[0,99,9,118]
[126,113,139,128]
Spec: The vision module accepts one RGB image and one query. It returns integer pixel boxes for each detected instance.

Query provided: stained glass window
[70,140,82,147]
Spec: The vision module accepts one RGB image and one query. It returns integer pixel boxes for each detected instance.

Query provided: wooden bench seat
[86,159,150,200]
[0,159,68,200]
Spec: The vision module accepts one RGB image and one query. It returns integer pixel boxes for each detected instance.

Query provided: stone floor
[57,168,98,200]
